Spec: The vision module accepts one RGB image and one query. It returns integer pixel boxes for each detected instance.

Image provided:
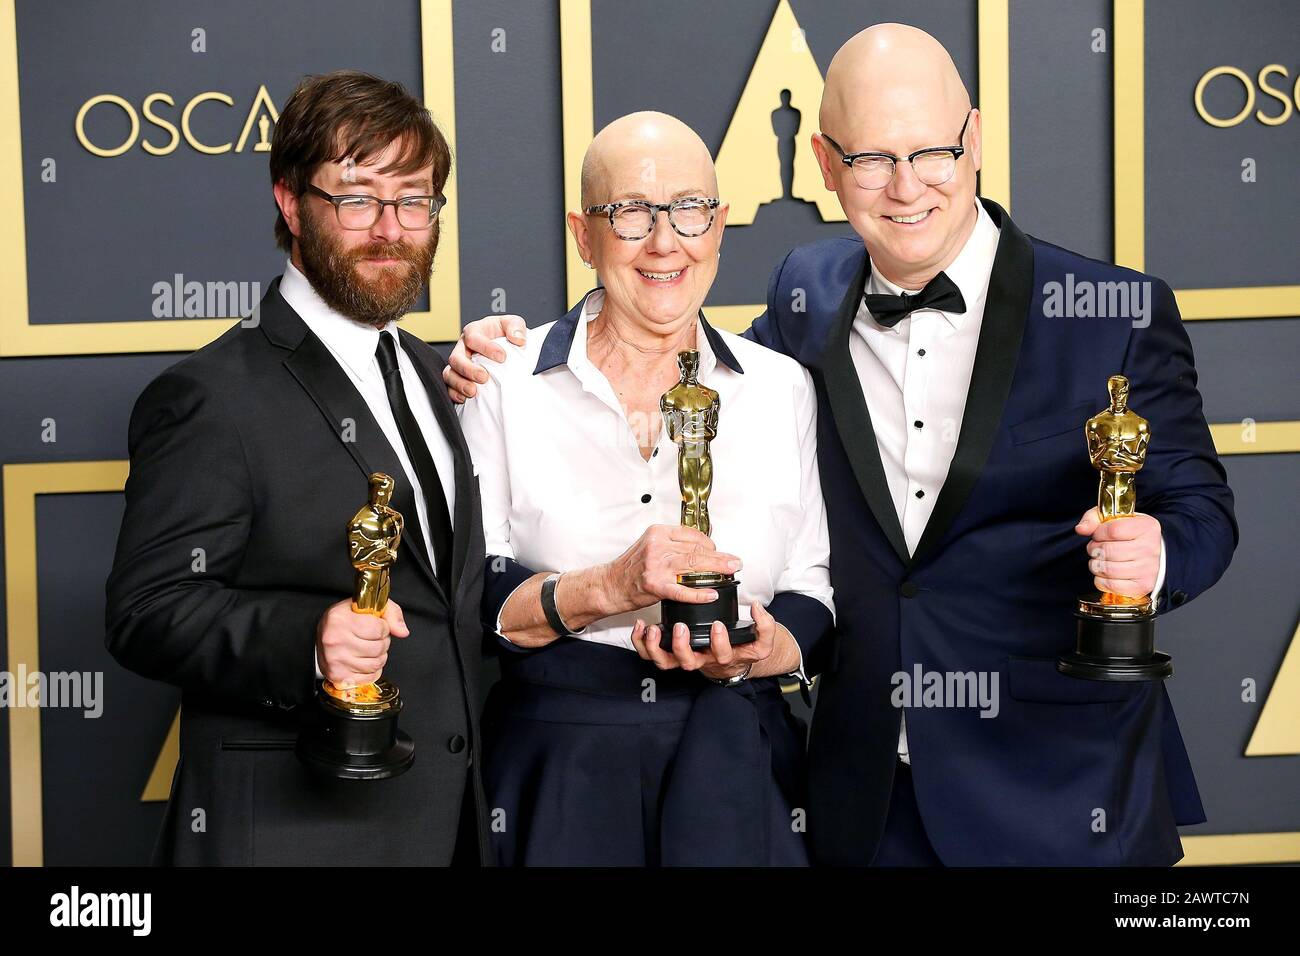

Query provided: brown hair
[270,70,452,252]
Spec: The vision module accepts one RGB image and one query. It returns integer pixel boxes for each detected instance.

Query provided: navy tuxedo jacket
[746,199,1236,865]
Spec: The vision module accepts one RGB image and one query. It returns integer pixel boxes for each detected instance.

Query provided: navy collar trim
[533,288,743,375]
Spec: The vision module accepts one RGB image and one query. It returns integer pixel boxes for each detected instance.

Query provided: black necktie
[375,332,454,595]
[863,270,967,328]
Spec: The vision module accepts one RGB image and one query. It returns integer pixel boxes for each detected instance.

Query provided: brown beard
[296,205,438,328]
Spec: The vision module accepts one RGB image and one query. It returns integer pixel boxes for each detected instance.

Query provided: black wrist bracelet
[540,573,569,636]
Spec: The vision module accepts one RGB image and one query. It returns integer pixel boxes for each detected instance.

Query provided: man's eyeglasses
[584,197,721,240]
[821,110,972,190]
[304,183,446,230]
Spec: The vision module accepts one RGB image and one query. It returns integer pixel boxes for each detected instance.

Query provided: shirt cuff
[484,557,590,649]
[784,636,810,686]
[491,574,595,642]
[483,554,537,652]
[1152,534,1167,610]
[494,578,535,643]
[766,591,833,686]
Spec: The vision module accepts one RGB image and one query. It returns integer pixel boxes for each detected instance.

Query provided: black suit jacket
[105,278,488,865]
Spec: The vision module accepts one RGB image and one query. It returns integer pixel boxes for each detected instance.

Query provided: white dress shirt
[458,288,834,655]
[279,260,457,678]
[849,202,1163,764]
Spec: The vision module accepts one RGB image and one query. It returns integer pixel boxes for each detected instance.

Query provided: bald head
[580,111,717,209]
[812,24,982,293]
[820,24,970,141]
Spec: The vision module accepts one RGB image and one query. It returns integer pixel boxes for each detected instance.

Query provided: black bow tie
[863,271,966,328]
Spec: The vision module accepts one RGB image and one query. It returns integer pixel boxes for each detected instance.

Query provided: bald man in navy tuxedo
[446,25,1235,866]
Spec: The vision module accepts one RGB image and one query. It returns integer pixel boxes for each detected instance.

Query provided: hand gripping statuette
[1059,375,1172,681]
[297,473,417,778]
[657,349,756,651]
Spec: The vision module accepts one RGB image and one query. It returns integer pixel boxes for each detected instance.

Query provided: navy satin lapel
[699,313,744,373]
[818,247,911,565]
[398,330,477,605]
[281,323,442,599]
[910,199,1033,568]
[534,293,592,374]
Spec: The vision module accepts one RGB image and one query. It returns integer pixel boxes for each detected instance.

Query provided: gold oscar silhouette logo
[714,0,846,225]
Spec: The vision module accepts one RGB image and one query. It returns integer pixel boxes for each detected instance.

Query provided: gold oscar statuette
[657,349,757,650]
[1058,375,1172,681]
[295,473,416,778]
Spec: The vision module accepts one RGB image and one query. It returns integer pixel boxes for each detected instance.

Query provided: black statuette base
[295,685,416,780]
[1058,607,1172,682]
[659,577,757,651]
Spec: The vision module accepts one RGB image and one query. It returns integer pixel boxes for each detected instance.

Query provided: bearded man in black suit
[106,71,487,866]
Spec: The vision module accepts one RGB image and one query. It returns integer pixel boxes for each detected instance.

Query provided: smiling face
[568,113,727,336]
[814,24,982,289]
[275,135,439,327]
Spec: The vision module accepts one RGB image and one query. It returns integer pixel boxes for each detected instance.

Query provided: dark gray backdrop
[0,0,1295,865]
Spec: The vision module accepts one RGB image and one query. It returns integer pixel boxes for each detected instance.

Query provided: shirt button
[448,734,466,754]
[641,493,652,503]
[917,348,926,357]
[915,489,925,499]
[913,420,924,429]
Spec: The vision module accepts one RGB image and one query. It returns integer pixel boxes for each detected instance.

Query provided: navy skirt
[482,638,809,866]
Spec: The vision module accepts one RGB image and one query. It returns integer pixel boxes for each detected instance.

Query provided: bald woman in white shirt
[458,112,834,866]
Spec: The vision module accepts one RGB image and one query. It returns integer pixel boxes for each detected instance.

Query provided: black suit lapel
[819,247,911,565]
[262,286,445,602]
[910,199,1033,568]
[397,329,477,606]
